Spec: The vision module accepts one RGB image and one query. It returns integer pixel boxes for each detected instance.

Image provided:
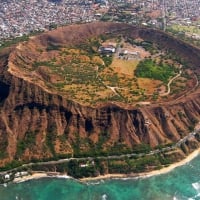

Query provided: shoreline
[10,148,200,184]
[12,172,71,184]
[13,173,49,183]
[81,148,200,181]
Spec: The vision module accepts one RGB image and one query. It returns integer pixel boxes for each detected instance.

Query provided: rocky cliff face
[0,22,200,166]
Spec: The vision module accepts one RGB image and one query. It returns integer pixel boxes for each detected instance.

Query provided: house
[99,45,116,55]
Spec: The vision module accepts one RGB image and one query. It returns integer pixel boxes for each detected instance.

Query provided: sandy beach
[138,148,200,177]
[13,173,49,183]
[80,148,200,182]
[12,171,72,183]
[11,148,200,183]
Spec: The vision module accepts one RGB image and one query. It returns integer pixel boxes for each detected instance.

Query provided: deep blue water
[1,155,200,200]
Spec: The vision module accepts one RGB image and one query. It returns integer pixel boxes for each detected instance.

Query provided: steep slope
[0,22,199,167]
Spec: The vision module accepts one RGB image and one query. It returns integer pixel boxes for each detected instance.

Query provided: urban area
[0,0,200,41]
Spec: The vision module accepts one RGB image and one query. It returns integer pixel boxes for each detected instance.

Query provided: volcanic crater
[0,22,200,166]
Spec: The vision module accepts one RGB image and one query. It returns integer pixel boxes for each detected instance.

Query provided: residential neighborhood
[0,0,200,41]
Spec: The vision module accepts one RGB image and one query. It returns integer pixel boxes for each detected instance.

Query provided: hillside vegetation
[135,59,176,83]
[10,23,197,106]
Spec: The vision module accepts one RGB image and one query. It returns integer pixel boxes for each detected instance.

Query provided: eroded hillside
[0,22,199,168]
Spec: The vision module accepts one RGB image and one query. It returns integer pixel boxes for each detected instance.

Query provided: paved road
[1,129,199,175]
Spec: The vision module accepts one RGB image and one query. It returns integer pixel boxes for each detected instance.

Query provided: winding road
[1,128,199,175]
[160,69,182,96]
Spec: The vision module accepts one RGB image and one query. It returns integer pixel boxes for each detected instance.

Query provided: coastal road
[1,129,200,175]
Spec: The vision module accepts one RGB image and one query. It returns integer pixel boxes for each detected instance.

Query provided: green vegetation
[0,160,23,171]
[0,137,8,159]
[71,132,153,158]
[16,131,38,157]
[100,14,112,22]
[0,134,194,180]
[135,59,175,83]
[126,39,159,54]
[0,30,198,180]
[11,33,188,106]
[75,38,100,56]
[46,44,61,51]
[0,35,29,50]
[140,41,159,54]
[46,125,57,156]
[0,151,173,179]
[101,55,113,67]
[132,143,152,154]
[32,61,56,68]
[67,160,97,178]
[48,23,58,30]
[167,25,200,48]
[29,35,186,105]
[0,30,44,50]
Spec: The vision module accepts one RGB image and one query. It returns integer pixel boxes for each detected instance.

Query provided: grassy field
[110,58,139,76]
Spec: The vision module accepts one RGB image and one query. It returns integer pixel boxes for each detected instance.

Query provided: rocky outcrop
[0,22,199,166]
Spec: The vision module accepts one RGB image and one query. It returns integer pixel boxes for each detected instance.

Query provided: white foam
[192,182,200,191]
[15,180,27,184]
[173,194,194,200]
[190,182,200,200]
[3,183,7,187]
[102,194,107,200]
[113,177,139,181]
[87,181,101,185]
[55,175,70,179]
[86,179,105,186]
[192,192,200,199]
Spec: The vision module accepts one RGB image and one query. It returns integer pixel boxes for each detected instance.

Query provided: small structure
[144,119,152,126]
[14,171,29,178]
[4,174,10,179]
[99,45,116,56]
[118,49,140,60]
[14,172,21,178]
[79,163,89,168]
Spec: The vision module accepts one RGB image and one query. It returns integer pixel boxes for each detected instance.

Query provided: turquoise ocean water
[1,155,200,200]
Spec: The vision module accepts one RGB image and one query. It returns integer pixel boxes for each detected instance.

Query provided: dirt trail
[160,70,182,97]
